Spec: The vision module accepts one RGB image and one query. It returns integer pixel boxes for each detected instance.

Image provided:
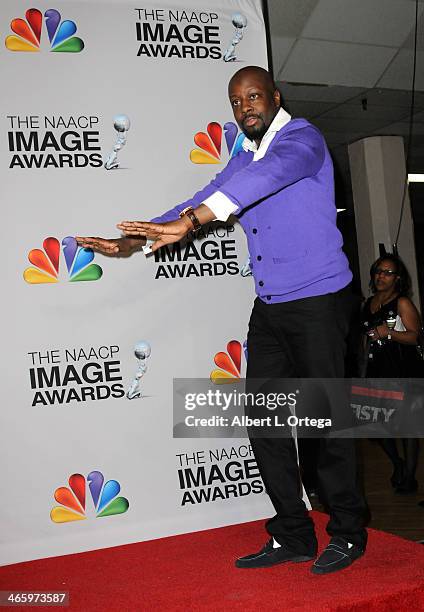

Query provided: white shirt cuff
[203,191,238,222]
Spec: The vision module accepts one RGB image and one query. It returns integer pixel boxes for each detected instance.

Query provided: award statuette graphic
[240,256,252,277]
[127,341,151,400]
[223,13,247,62]
[104,115,131,170]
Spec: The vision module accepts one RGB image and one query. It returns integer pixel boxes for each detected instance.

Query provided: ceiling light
[408,174,424,182]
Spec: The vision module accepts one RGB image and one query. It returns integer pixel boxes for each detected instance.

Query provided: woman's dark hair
[369,254,411,295]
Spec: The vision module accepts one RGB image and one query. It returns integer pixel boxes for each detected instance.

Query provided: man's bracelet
[179,206,201,231]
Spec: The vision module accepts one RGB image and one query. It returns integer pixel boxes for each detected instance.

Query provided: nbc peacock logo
[210,340,245,384]
[23,236,103,284]
[190,122,245,164]
[5,8,84,53]
[51,471,129,523]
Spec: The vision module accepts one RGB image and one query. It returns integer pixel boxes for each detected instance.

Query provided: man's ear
[273,89,281,108]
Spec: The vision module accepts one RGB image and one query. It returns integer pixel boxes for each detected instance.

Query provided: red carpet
[1,512,424,611]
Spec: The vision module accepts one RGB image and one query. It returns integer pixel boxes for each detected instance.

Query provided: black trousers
[246,286,368,555]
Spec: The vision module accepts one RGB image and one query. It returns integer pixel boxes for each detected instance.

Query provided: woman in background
[361,254,422,494]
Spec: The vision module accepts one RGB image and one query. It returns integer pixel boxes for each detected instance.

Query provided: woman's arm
[372,297,421,345]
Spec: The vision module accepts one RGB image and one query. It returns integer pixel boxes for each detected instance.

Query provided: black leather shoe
[311,537,364,575]
[235,539,316,569]
[390,459,404,488]
[395,478,418,495]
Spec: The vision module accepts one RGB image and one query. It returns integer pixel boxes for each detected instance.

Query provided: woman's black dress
[361,296,423,377]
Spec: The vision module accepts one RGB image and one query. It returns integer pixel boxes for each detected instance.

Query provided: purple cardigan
[152,118,352,303]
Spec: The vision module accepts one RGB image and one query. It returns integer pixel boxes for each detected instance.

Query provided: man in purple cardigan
[77,66,367,574]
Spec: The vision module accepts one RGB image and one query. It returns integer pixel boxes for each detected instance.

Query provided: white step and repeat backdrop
[1,0,273,565]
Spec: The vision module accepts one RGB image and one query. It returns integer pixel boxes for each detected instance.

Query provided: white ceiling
[268,0,424,88]
[266,0,424,174]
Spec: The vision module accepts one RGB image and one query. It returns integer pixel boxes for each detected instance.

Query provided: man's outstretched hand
[117,218,193,253]
[77,206,214,255]
[75,236,144,256]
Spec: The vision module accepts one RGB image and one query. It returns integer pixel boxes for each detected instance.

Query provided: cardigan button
[259,280,264,287]
[252,228,258,234]
[257,255,262,261]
